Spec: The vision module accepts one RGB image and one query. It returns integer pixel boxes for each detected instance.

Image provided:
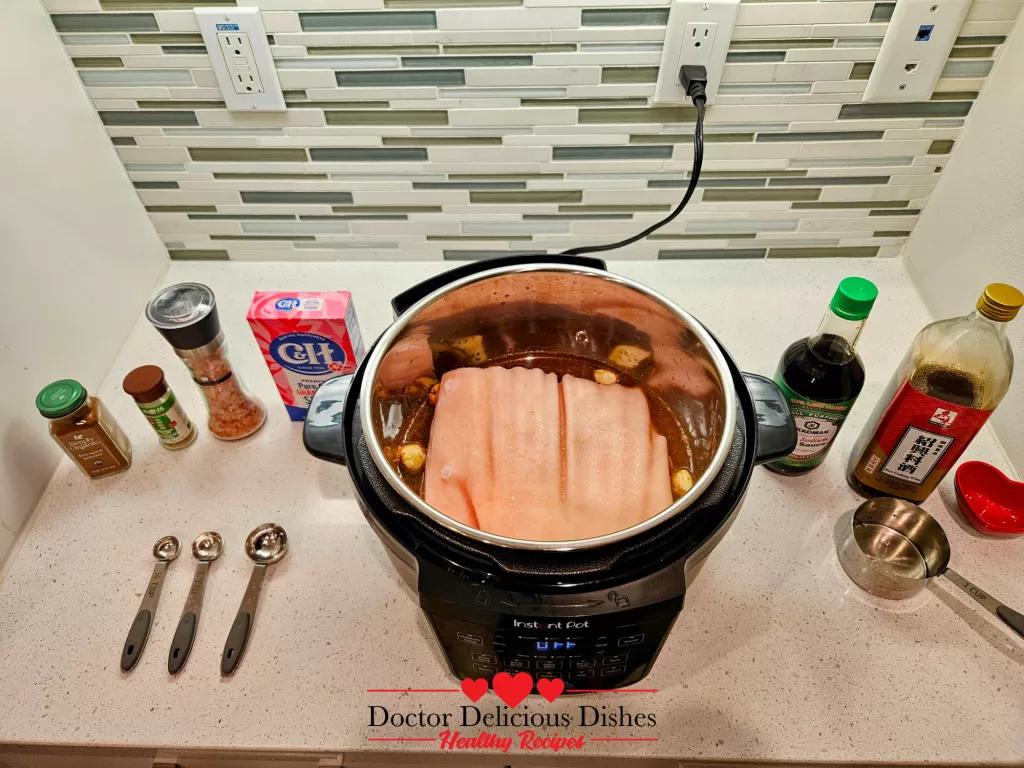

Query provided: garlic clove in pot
[672,468,694,497]
[399,443,427,474]
[451,334,488,364]
[609,344,652,371]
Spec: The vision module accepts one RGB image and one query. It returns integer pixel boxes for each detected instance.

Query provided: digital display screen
[535,640,576,652]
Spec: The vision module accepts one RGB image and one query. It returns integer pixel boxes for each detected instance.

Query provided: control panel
[431,613,677,690]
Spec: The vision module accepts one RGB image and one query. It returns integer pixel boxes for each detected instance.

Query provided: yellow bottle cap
[977,283,1024,322]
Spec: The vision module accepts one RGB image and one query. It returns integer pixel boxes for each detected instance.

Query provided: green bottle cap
[36,379,87,419]
[830,277,878,321]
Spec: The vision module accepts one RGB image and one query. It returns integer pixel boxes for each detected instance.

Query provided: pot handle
[390,253,608,317]
[303,374,353,465]
[742,373,797,465]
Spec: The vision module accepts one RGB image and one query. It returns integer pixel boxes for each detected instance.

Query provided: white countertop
[1,259,1022,765]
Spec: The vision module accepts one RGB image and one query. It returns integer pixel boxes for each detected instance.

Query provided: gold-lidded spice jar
[123,365,197,450]
[36,379,132,478]
[146,283,266,441]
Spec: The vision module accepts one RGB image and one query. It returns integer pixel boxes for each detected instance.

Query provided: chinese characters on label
[880,427,954,485]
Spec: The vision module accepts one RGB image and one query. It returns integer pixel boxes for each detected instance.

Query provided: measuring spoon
[220,523,288,676]
[168,531,223,675]
[121,536,180,672]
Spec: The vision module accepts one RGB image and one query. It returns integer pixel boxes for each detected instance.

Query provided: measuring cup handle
[221,564,266,676]
[120,560,169,672]
[944,568,1024,640]
[996,606,1024,639]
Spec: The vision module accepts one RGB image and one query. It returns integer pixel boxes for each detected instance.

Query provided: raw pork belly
[424,366,672,540]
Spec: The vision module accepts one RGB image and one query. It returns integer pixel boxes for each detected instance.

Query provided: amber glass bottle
[36,379,132,478]
[848,283,1023,502]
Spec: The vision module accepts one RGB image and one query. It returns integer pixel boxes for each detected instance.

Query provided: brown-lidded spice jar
[36,379,132,478]
[123,365,197,450]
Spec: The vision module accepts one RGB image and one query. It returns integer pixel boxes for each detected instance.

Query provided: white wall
[903,8,1024,474]
[0,0,168,565]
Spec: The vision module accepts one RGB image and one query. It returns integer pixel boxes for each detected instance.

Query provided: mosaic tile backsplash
[47,0,1020,261]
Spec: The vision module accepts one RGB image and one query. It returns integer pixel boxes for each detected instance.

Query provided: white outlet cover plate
[653,0,740,106]
[863,0,971,103]
[195,7,285,111]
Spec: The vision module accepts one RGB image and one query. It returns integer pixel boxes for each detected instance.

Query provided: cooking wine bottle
[848,283,1023,502]
[765,277,878,475]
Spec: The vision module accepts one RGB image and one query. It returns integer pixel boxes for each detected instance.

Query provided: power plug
[653,0,738,105]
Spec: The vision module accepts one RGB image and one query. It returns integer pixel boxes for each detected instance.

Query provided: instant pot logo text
[365,674,659,754]
[513,619,590,630]
[269,332,346,375]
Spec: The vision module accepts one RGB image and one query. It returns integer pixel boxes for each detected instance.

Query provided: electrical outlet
[195,7,285,111]
[217,33,265,95]
[863,0,971,103]
[654,0,739,106]
[681,22,718,69]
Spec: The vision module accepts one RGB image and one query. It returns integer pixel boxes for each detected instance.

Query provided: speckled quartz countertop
[0,259,1022,766]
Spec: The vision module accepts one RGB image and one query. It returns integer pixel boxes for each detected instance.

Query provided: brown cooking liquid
[848,362,984,501]
[377,352,695,498]
[909,363,983,408]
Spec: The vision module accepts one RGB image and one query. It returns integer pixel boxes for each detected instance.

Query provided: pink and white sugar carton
[247,292,364,421]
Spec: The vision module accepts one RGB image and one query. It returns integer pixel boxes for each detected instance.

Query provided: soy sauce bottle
[765,277,878,475]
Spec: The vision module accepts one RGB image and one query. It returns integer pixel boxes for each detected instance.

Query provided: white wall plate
[195,7,285,112]
[653,0,740,106]
[863,0,971,103]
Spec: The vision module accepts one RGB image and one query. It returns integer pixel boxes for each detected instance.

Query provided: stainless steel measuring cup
[839,498,1024,640]
[220,523,288,676]
[121,536,180,672]
[168,531,223,675]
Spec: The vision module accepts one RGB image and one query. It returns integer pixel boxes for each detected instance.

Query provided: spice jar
[123,365,197,450]
[36,379,132,478]
[146,283,266,440]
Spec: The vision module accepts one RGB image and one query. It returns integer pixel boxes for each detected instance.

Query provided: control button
[506,658,530,670]
[602,654,628,665]
[595,645,608,654]
[472,652,497,664]
[571,659,595,669]
[536,660,562,671]
[571,669,594,679]
[457,632,483,646]
[535,671,559,679]
[618,633,645,647]
[473,664,496,674]
[601,665,627,676]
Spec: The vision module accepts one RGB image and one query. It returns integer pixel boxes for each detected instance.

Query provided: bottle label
[137,391,194,446]
[852,381,992,498]
[773,374,855,468]
[57,427,127,477]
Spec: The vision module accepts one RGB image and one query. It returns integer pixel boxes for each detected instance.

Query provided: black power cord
[560,65,709,257]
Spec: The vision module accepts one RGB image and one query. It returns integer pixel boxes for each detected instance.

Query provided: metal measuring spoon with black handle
[121,536,180,672]
[221,523,288,676]
[168,532,223,675]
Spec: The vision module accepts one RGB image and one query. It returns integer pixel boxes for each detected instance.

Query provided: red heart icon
[536,677,565,703]
[460,677,488,703]
[492,671,533,708]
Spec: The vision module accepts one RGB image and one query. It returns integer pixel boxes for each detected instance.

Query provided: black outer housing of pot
[305,255,796,689]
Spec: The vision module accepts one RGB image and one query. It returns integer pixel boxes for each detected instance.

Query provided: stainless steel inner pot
[359,264,738,551]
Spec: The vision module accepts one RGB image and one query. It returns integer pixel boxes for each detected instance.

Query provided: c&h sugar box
[247,292,364,421]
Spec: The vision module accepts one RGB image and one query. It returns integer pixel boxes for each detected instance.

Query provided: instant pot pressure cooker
[305,255,796,690]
